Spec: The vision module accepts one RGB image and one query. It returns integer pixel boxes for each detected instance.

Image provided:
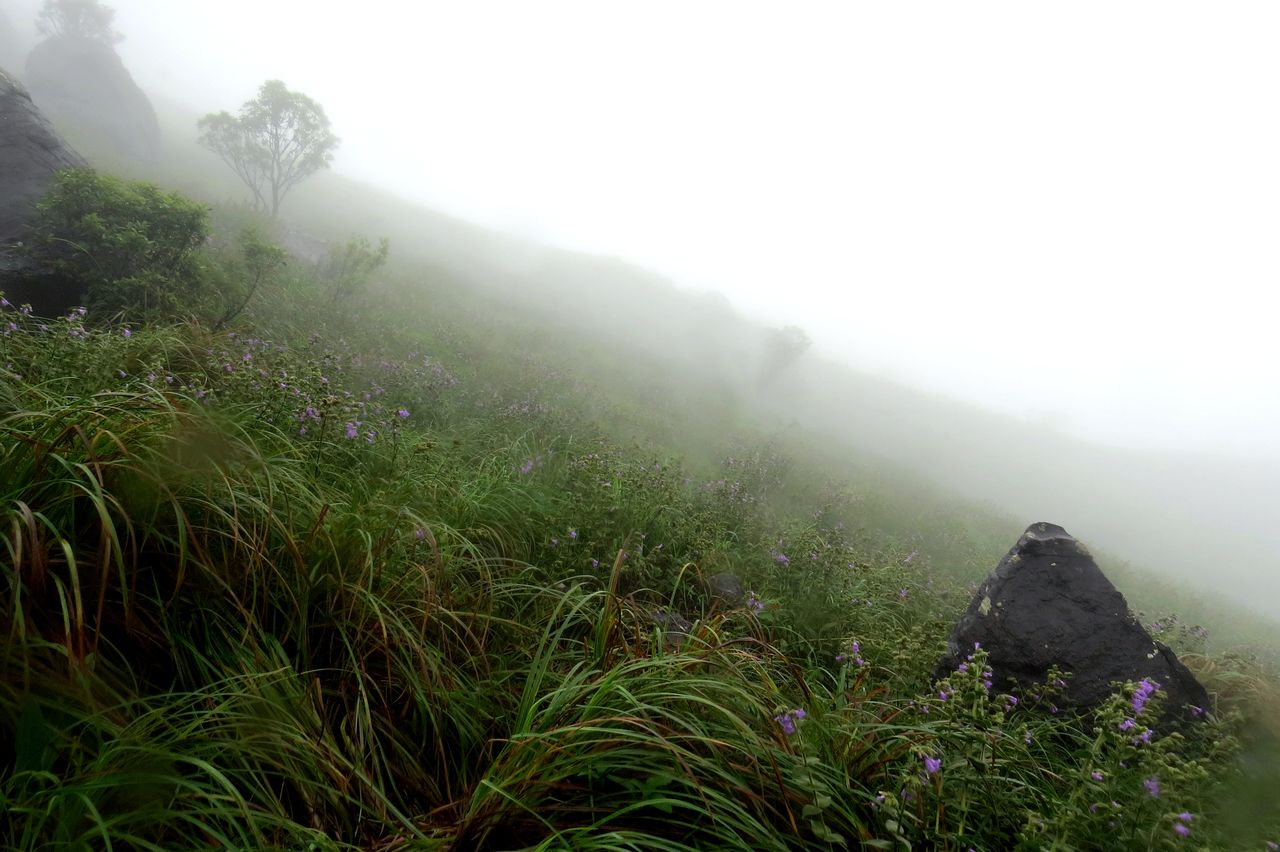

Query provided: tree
[36,0,122,43]
[760,324,812,386]
[197,81,339,218]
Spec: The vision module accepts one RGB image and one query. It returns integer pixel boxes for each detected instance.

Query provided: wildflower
[1119,718,1136,732]
[898,588,909,599]
[551,537,559,546]
[773,552,790,566]
[923,755,941,775]
[117,369,127,378]
[345,422,358,439]
[1189,705,1206,717]
[1091,771,1104,782]
[1177,812,1192,823]
[1143,777,1160,798]
[415,528,426,540]
[122,328,132,338]
[1024,729,1033,744]
[397,408,410,418]
[957,662,969,674]
[1132,678,1160,715]
[747,593,765,614]
[1173,823,1189,837]
[774,709,804,735]
[520,458,534,474]
[590,558,600,569]
[365,430,376,443]
[0,297,8,307]
[569,529,578,539]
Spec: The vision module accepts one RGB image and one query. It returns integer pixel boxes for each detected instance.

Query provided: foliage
[35,0,121,43]
[1,182,1278,849]
[197,80,339,217]
[323,234,390,302]
[24,169,208,321]
[211,228,288,329]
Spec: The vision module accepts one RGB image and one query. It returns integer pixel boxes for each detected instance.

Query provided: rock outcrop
[936,522,1210,724]
[0,67,85,271]
[25,35,160,164]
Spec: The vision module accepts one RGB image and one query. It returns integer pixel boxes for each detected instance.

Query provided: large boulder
[936,522,1209,724]
[25,35,160,164]
[0,68,85,265]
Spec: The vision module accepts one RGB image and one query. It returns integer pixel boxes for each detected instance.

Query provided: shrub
[26,169,209,321]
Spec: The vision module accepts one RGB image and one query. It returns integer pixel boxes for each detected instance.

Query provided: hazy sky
[9,1,1279,458]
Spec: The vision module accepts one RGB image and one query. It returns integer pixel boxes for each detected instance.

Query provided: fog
[4,1,1278,617]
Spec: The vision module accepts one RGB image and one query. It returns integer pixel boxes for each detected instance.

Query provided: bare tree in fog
[36,0,121,43]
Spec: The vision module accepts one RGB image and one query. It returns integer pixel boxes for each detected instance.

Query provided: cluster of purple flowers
[1131,678,1160,715]
[746,593,765,614]
[835,640,866,667]
[1172,811,1193,838]
[922,754,942,775]
[773,707,806,735]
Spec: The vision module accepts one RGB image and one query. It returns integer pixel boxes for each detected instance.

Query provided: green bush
[26,169,209,321]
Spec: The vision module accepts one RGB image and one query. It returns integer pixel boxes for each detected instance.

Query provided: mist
[4,0,1278,617]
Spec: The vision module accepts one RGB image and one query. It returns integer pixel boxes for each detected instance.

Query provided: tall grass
[2,260,1278,851]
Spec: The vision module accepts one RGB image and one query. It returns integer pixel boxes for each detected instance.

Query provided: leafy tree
[323,235,389,302]
[36,0,122,43]
[197,81,339,218]
[26,169,208,320]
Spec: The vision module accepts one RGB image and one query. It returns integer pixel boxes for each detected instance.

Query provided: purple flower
[365,430,376,443]
[923,755,941,775]
[122,328,132,338]
[397,408,410,419]
[1024,730,1033,744]
[569,529,578,539]
[1143,777,1160,798]
[345,422,358,439]
[1119,718,1136,732]
[1132,678,1160,715]
[590,558,600,569]
[1177,812,1192,823]
[1173,823,1190,837]
[520,458,534,474]
[415,528,426,540]
[898,588,909,599]
[1091,771,1104,782]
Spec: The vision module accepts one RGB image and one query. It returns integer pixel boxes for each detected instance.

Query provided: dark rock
[25,36,160,164]
[706,573,745,607]
[0,66,86,305]
[936,522,1210,724]
[650,609,694,646]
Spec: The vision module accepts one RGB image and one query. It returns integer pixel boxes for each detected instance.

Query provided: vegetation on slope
[2,170,1278,850]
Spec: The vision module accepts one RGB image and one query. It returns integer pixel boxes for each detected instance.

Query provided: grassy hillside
[2,110,1278,848]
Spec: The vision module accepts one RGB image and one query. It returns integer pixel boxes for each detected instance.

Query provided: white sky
[10,0,1280,458]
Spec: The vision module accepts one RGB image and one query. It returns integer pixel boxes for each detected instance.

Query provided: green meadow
[3,159,1278,850]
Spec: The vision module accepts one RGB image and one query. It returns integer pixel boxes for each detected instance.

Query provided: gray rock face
[25,36,160,164]
[0,67,85,277]
[936,522,1210,724]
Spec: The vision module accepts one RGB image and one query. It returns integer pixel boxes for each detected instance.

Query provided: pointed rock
[936,522,1209,723]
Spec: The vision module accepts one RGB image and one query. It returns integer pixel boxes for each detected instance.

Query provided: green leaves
[27,169,209,321]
